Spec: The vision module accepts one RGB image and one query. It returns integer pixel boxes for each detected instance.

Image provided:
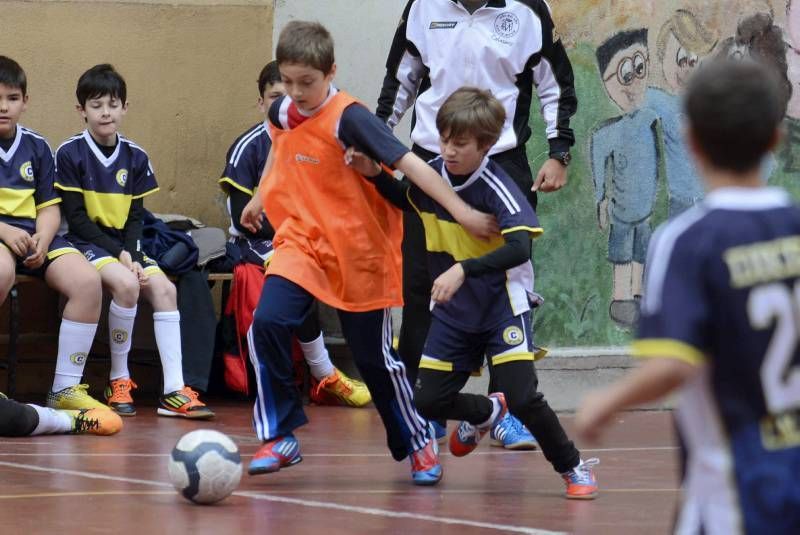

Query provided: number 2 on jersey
[748,282,800,413]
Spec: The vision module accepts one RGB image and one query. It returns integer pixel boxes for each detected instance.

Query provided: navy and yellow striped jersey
[54,130,159,231]
[0,126,61,234]
[409,157,542,333]
[218,122,269,236]
[636,187,800,534]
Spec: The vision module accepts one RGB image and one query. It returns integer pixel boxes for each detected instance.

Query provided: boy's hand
[597,198,609,230]
[132,261,149,287]
[119,250,134,270]
[344,147,382,178]
[455,207,499,241]
[532,158,568,193]
[22,234,46,269]
[574,390,617,444]
[431,263,466,304]
[0,225,36,258]
[241,196,265,233]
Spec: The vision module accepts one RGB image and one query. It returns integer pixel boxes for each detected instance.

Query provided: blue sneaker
[248,434,302,475]
[430,420,447,444]
[490,413,538,450]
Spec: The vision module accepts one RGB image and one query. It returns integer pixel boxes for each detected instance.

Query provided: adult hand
[532,158,568,193]
[431,263,466,304]
[240,195,265,233]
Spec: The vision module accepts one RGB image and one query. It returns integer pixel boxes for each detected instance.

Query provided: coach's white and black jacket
[377,0,577,156]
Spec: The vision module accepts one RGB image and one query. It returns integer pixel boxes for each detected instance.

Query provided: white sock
[153,311,185,394]
[51,319,99,392]
[299,332,335,380]
[108,301,136,381]
[28,404,73,435]
[478,396,502,429]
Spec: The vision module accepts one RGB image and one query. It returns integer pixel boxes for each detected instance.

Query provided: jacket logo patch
[494,12,520,38]
[116,168,129,187]
[295,154,320,165]
[19,161,34,182]
[430,21,458,29]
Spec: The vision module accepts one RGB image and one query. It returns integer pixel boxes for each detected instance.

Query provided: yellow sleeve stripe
[36,198,62,210]
[630,339,706,366]
[54,184,83,193]
[131,187,160,200]
[501,226,544,238]
[219,177,254,196]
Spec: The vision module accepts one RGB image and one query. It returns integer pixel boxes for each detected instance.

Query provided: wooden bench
[0,272,233,398]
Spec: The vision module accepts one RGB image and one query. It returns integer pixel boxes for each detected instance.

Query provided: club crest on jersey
[502,326,523,346]
[494,12,520,38]
[430,21,458,29]
[19,161,34,182]
[116,168,129,187]
[70,352,87,365]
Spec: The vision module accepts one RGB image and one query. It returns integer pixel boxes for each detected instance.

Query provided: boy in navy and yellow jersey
[238,21,497,485]
[352,87,597,499]
[219,60,371,408]
[55,64,213,419]
[576,60,800,534]
[0,56,114,413]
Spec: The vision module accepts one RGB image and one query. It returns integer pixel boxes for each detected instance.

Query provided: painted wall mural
[531,0,800,345]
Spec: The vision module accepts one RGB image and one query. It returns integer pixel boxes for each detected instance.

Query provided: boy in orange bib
[240,21,497,485]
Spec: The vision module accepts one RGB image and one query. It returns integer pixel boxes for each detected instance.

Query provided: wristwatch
[550,151,571,167]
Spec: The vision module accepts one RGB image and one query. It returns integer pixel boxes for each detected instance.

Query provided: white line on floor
[0,460,565,535]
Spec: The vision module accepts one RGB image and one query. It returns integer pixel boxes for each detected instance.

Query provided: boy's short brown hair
[436,87,505,149]
[276,21,335,74]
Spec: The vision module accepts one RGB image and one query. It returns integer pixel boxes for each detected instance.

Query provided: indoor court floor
[0,403,680,534]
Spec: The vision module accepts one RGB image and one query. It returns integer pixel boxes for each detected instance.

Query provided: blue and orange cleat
[561,458,599,500]
[449,392,507,457]
[410,439,442,485]
[248,434,303,475]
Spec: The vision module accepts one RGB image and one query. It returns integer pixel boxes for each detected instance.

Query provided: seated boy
[350,87,598,499]
[239,21,497,485]
[55,64,213,419]
[576,60,800,532]
[0,56,108,412]
[219,60,370,407]
[1,392,121,437]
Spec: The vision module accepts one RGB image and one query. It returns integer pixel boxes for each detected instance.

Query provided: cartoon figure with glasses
[646,10,717,218]
[590,29,659,328]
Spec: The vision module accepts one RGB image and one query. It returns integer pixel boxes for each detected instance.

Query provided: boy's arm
[344,147,413,211]
[229,188,274,239]
[24,204,61,268]
[122,199,145,264]
[240,149,273,234]
[575,357,697,443]
[394,153,498,240]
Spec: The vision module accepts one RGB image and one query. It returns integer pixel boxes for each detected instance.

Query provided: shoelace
[110,379,137,400]
[73,410,100,433]
[178,387,205,407]
[509,414,528,437]
[568,458,600,483]
[316,373,353,397]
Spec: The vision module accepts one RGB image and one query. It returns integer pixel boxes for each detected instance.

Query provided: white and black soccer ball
[168,429,242,504]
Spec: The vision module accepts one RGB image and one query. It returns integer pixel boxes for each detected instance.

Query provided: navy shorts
[66,234,161,275]
[1,234,82,278]
[419,311,546,374]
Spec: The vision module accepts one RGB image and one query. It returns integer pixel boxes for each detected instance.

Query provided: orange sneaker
[157,386,215,419]
[104,378,137,416]
[68,408,123,436]
[561,458,599,500]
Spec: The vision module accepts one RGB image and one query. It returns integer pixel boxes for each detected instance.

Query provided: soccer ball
[168,429,242,504]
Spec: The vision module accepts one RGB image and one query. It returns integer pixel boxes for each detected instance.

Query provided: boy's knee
[68,270,102,300]
[0,269,15,295]
[112,274,140,306]
[150,277,177,305]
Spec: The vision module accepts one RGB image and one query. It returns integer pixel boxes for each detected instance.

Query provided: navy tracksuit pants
[248,275,431,461]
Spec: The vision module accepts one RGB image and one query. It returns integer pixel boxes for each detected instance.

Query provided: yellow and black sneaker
[68,408,123,436]
[47,384,109,411]
[104,378,138,416]
[157,386,215,419]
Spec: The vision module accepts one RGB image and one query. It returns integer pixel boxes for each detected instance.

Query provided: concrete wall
[0,0,274,228]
